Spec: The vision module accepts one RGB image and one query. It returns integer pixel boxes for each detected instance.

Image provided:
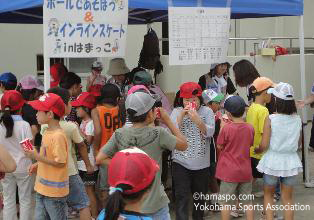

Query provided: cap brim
[212,94,225,102]
[28,100,49,112]
[267,88,274,94]
[71,100,82,107]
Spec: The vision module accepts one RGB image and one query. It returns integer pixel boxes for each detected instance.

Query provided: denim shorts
[35,193,67,220]
[98,164,109,191]
[67,174,90,210]
[263,174,298,187]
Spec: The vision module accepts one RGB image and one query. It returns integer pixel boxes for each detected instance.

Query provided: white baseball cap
[267,82,294,100]
[125,92,157,117]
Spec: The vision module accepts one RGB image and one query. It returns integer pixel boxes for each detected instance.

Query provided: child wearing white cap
[255,82,302,220]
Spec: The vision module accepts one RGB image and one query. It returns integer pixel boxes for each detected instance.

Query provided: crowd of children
[0,58,306,220]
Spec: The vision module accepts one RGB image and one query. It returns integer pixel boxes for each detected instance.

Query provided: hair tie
[109,187,123,195]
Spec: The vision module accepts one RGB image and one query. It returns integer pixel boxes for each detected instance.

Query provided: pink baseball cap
[19,75,44,91]
[128,85,149,95]
[108,147,159,194]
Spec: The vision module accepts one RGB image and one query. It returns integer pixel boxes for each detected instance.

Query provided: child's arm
[0,144,16,173]
[161,108,188,151]
[24,149,66,168]
[96,134,118,165]
[86,75,96,92]
[216,144,224,151]
[91,108,102,155]
[255,116,271,153]
[77,142,94,174]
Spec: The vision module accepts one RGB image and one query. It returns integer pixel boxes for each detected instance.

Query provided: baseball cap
[179,82,202,99]
[28,93,65,117]
[126,92,156,117]
[252,77,274,93]
[128,85,150,95]
[19,75,43,90]
[0,72,17,86]
[108,147,159,194]
[223,95,246,116]
[267,82,294,100]
[133,71,153,86]
[210,63,219,70]
[202,89,225,104]
[1,90,25,111]
[92,61,103,70]
[71,92,96,109]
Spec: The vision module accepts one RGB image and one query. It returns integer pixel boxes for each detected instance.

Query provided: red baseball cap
[1,90,25,111]
[28,93,65,117]
[180,82,202,98]
[71,92,96,109]
[108,147,159,195]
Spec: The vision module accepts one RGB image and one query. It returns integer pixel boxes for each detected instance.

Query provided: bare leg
[86,186,98,218]
[281,184,294,220]
[264,185,275,220]
[99,190,109,209]
[221,205,231,220]
[245,203,254,220]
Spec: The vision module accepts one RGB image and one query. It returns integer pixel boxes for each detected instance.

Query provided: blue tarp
[0,0,304,24]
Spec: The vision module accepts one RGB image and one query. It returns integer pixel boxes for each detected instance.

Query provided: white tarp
[169,7,230,65]
[43,0,128,57]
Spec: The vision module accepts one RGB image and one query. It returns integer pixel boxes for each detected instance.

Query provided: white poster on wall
[169,7,230,65]
[43,0,128,57]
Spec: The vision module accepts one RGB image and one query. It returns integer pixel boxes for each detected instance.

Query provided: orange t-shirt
[35,129,69,197]
[97,106,122,149]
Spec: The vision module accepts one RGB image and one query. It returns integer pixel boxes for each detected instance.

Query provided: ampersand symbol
[84,12,94,22]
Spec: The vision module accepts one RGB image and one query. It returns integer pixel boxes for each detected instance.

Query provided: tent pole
[299,15,309,184]
[44,56,50,92]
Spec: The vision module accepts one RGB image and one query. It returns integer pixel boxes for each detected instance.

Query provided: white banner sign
[43,0,128,57]
[169,7,230,65]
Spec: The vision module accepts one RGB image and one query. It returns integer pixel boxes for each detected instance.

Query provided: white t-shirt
[77,120,98,171]
[0,115,33,173]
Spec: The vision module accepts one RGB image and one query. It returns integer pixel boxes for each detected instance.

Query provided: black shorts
[209,162,217,177]
[251,158,263,179]
[78,170,99,186]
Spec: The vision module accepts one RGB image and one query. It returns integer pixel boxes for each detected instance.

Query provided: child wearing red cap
[72,92,99,218]
[97,147,159,220]
[0,90,33,220]
[170,82,215,220]
[25,93,69,219]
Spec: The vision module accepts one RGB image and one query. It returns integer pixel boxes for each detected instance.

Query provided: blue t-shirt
[97,209,152,220]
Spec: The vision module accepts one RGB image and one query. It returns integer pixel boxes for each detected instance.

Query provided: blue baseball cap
[0,72,17,86]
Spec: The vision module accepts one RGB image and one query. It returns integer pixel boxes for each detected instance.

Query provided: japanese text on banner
[44,0,128,57]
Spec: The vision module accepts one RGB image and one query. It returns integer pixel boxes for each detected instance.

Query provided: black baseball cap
[224,95,246,116]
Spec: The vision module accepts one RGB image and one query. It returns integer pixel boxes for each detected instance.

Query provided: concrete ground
[1,124,314,220]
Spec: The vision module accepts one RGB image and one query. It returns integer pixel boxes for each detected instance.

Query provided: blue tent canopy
[0,0,304,24]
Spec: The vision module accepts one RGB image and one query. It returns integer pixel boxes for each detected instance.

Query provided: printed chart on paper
[169,7,230,65]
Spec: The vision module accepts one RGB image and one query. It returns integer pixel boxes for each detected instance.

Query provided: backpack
[138,28,163,83]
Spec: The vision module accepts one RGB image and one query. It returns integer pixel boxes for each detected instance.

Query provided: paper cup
[20,138,33,151]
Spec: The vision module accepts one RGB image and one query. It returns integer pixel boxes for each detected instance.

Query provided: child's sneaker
[254,191,264,198]
[237,209,245,217]
[230,210,239,218]
[273,193,280,203]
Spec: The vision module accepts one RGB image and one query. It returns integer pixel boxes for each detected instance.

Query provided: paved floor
[1,124,314,220]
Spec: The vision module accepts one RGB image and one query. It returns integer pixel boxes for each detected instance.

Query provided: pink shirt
[216,122,254,183]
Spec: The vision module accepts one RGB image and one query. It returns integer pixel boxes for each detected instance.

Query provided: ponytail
[0,109,14,138]
[105,184,131,220]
